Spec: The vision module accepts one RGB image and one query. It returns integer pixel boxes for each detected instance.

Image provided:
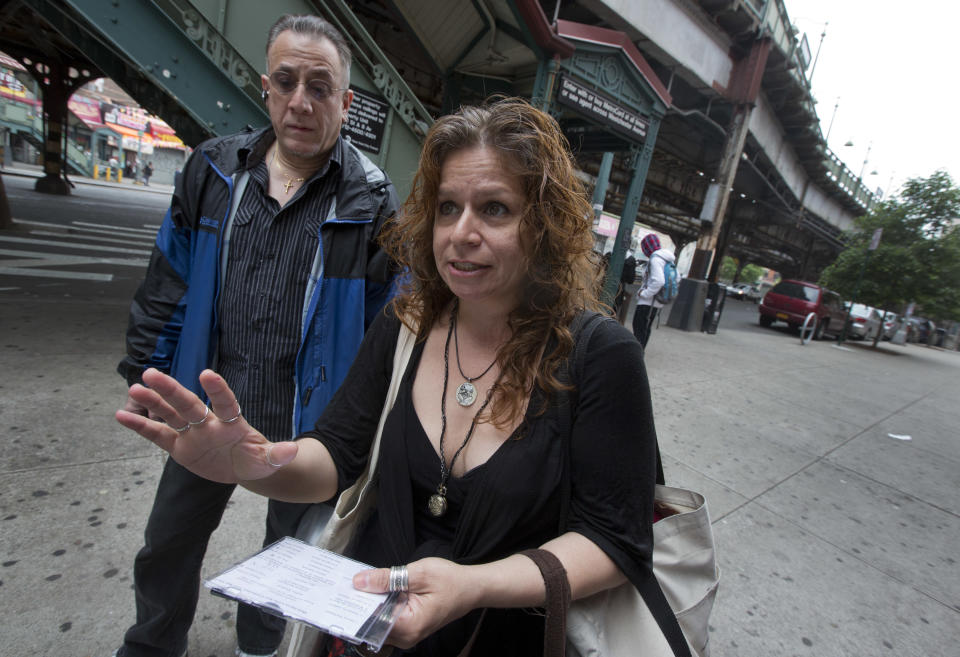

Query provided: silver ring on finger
[221,403,242,424]
[188,405,210,426]
[172,422,190,433]
[388,565,409,592]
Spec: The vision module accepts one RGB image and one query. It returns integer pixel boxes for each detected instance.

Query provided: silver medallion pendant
[428,493,448,517]
[455,381,478,407]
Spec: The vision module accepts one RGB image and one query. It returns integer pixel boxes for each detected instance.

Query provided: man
[114,14,399,657]
[632,233,675,348]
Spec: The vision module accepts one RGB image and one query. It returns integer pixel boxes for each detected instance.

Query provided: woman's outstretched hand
[115,368,298,483]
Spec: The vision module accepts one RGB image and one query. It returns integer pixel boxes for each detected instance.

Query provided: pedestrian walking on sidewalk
[143,161,153,186]
[632,234,675,349]
[113,13,399,657]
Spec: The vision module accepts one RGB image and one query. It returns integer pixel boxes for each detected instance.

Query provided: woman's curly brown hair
[381,98,603,428]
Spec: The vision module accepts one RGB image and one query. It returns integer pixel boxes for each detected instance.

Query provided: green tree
[921,224,960,319]
[819,170,960,322]
[718,256,765,284]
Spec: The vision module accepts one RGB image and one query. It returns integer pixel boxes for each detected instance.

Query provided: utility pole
[690,38,772,281]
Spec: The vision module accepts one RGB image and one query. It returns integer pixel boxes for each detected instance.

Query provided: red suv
[758,280,847,339]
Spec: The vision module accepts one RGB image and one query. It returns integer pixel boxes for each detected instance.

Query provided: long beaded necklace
[453,312,498,407]
[428,304,499,518]
[271,147,305,194]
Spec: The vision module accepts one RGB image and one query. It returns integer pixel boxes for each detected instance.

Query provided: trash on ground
[887,433,912,441]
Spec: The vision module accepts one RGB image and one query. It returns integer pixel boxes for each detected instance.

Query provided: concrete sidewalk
[0,297,957,656]
[1,163,175,197]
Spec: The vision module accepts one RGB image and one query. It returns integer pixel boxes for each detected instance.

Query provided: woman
[117,98,660,656]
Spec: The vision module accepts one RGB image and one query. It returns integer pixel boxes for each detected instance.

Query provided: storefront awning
[153,132,187,150]
[69,96,105,130]
[105,122,155,154]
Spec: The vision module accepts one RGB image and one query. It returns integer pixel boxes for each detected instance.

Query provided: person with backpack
[633,233,676,348]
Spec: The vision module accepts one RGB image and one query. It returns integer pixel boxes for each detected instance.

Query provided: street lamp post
[825,96,840,141]
[808,22,828,85]
[858,141,873,181]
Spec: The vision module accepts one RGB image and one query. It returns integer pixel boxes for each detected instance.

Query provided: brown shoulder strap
[520,549,570,657]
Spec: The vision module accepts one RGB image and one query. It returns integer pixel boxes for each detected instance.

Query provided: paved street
[0,170,169,301]
[1,176,958,656]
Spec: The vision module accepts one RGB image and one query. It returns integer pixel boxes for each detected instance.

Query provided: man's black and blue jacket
[118,126,399,436]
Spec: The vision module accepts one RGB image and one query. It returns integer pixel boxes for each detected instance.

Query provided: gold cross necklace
[271,148,305,194]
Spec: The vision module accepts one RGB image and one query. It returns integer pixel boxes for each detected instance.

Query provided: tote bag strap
[557,311,690,657]
[311,314,416,550]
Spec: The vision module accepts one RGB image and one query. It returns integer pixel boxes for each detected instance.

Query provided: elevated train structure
[0,0,877,282]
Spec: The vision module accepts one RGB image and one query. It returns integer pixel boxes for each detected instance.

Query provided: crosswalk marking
[0,266,114,282]
[73,220,160,236]
[13,219,158,240]
[0,235,152,256]
[1,219,155,287]
[0,248,149,266]
[28,229,154,247]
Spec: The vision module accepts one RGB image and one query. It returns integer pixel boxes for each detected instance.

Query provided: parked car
[933,326,946,347]
[725,283,760,302]
[906,318,936,343]
[724,283,746,301]
[844,303,883,340]
[881,312,900,340]
[758,280,847,339]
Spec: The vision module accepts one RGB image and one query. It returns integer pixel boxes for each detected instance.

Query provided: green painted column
[591,151,614,223]
[602,120,660,303]
[532,57,560,111]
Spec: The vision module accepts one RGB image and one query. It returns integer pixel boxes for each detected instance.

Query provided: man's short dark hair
[266,14,352,87]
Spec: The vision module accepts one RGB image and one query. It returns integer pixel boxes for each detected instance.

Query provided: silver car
[845,303,883,339]
[726,283,760,302]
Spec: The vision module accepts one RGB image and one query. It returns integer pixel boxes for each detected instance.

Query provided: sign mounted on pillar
[343,88,389,155]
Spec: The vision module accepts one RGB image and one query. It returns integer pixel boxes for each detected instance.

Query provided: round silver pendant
[455,381,477,406]
[428,493,448,517]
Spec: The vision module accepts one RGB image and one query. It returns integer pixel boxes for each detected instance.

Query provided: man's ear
[260,73,270,102]
[341,88,354,124]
